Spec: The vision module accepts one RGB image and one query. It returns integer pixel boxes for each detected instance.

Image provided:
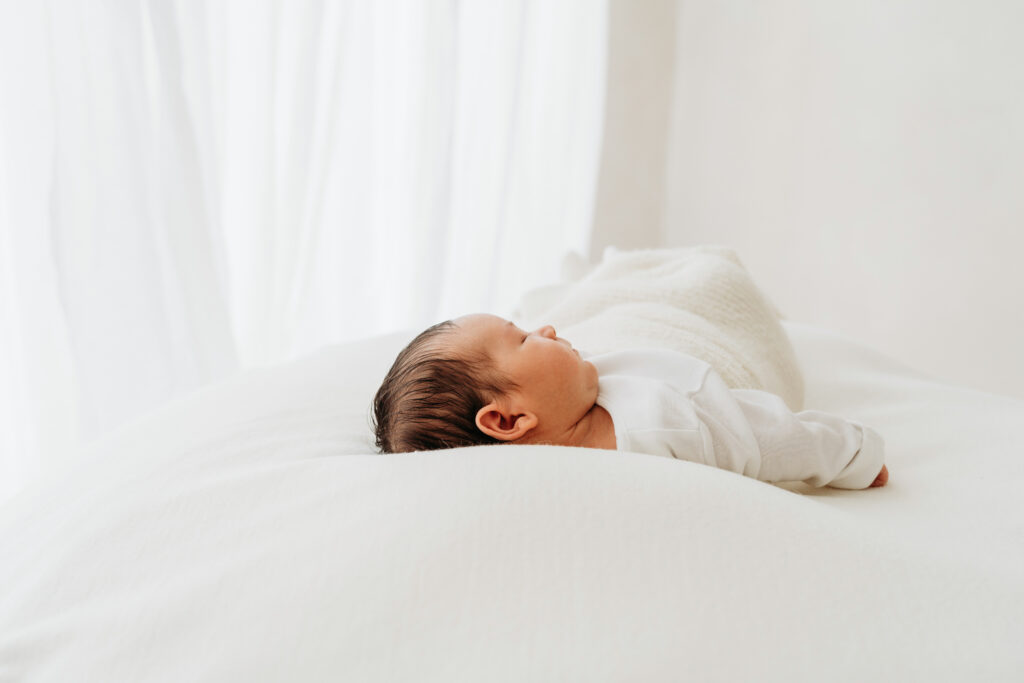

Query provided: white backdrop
[593,0,1024,400]
[663,0,1024,399]
[0,0,607,502]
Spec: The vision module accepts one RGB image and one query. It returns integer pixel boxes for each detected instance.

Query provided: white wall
[590,0,675,260]
[595,0,1024,399]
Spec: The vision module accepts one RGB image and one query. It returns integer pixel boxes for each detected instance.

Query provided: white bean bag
[1,320,1022,681]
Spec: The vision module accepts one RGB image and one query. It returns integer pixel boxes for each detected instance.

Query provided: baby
[372,313,889,489]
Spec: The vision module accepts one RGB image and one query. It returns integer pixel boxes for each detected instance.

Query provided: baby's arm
[690,372,887,489]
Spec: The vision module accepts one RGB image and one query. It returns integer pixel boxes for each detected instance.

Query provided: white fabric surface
[1,322,1022,681]
[517,245,806,411]
[592,348,885,488]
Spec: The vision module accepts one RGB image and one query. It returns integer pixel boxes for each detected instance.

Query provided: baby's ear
[475,402,538,442]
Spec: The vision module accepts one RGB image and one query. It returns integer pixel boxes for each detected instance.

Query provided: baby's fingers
[869,465,889,488]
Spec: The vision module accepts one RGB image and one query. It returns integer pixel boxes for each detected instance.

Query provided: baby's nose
[535,324,557,339]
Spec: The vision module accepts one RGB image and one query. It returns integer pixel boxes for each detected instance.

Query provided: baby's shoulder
[594,349,710,438]
[587,347,711,391]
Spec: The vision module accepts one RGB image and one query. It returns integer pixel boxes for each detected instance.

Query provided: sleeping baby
[372,314,889,489]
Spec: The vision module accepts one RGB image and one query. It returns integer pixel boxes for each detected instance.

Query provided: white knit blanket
[516,245,805,410]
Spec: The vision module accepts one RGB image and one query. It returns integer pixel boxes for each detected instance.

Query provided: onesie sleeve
[690,370,886,489]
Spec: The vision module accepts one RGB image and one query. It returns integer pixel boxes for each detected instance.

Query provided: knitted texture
[516,245,805,411]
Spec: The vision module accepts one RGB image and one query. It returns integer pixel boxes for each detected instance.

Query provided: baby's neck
[572,404,617,450]
[516,403,616,450]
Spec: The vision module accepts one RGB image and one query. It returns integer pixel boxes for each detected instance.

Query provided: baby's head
[372,314,598,453]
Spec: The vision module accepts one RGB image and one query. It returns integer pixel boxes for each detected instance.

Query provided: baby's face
[451,314,599,435]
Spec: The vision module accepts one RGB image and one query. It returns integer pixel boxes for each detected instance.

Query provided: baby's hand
[869,465,889,488]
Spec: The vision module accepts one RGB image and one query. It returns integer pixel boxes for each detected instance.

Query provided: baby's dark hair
[372,320,518,453]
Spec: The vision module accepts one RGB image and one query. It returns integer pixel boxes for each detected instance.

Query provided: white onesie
[589,348,885,489]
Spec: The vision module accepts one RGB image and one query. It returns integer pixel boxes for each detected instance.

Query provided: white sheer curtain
[0,0,607,501]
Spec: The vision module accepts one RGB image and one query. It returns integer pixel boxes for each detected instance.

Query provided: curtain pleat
[0,0,607,502]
